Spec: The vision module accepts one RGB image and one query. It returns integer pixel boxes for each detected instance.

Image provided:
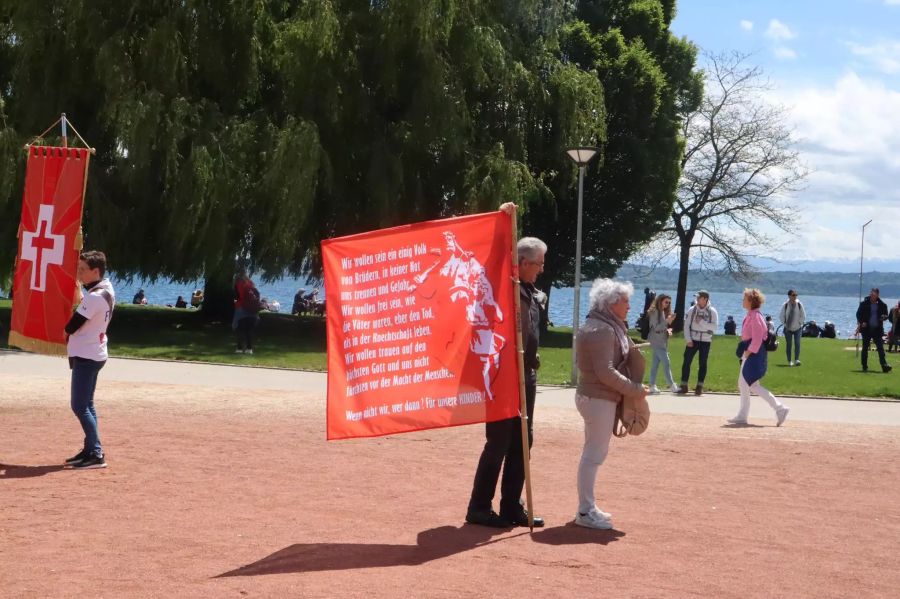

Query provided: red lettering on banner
[322,211,520,440]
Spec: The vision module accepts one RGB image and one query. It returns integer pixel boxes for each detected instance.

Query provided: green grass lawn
[539,328,900,399]
[2,299,897,398]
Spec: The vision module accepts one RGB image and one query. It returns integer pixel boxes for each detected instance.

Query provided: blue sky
[668,0,900,268]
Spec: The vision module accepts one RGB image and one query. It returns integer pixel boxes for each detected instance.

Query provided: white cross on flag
[20,204,65,292]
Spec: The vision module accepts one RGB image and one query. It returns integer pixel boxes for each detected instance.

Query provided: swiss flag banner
[322,211,520,440]
[9,146,90,356]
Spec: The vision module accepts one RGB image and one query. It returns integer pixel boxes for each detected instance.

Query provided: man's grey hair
[589,278,634,312]
[517,237,547,262]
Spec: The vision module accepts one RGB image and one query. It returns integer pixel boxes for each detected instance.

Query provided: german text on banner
[322,211,519,440]
[9,146,91,356]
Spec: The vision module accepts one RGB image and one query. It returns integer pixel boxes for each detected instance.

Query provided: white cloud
[766,73,900,260]
[740,20,754,31]
[773,46,798,60]
[765,19,796,41]
[847,40,900,74]
[885,0,900,6]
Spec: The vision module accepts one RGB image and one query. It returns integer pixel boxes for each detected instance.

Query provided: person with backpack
[233,271,261,354]
[779,289,806,366]
[728,288,789,426]
[646,294,678,394]
[678,290,718,396]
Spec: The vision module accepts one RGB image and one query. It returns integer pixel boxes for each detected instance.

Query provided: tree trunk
[201,270,236,323]
[673,240,692,332]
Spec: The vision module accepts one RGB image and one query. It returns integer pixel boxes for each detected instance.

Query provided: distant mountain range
[615,264,900,297]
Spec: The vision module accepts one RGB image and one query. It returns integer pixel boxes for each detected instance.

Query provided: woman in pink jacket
[728,288,790,426]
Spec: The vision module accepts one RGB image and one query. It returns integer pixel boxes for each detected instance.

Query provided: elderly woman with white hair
[574,278,648,530]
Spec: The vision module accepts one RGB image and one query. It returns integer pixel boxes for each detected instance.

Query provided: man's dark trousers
[681,341,711,384]
[468,375,536,515]
[861,329,888,369]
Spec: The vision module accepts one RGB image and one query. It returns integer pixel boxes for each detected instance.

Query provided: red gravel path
[1,373,898,598]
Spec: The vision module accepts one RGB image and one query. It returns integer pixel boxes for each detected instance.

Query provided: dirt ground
[2,372,899,599]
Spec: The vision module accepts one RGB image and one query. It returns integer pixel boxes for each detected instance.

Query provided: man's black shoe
[64,449,89,465]
[862,366,868,372]
[502,509,545,528]
[72,453,107,470]
[465,509,510,528]
[883,364,893,373]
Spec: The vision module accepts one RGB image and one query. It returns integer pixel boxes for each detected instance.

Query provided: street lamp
[860,219,872,303]
[565,146,600,385]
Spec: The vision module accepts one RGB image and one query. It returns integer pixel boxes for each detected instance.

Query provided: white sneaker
[788,361,795,366]
[727,417,748,425]
[776,406,790,426]
[245,349,254,355]
[575,508,613,530]
[235,349,245,354]
[794,360,801,366]
[670,384,680,393]
[649,385,660,395]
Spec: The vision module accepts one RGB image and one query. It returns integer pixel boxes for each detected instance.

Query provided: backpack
[638,313,651,340]
[765,325,781,352]
[243,285,262,314]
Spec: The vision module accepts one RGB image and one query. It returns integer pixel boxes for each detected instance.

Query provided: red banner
[9,146,90,355]
[322,211,520,440]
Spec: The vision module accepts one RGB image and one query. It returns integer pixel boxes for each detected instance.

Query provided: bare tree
[650,51,808,329]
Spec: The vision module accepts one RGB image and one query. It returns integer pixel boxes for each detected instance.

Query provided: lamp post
[565,146,600,385]
[860,219,872,303]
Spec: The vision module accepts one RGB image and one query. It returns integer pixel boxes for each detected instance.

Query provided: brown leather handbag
[614,344,651,437]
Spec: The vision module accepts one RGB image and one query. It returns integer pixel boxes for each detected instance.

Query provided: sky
[669,0,900,270]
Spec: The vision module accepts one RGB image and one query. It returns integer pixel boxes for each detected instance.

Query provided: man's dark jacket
[856,297,888,333]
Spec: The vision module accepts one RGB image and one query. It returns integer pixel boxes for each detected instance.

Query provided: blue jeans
[70,357,106,456]
[785,328,802,362]
[649,347,675,387]
[681,341,711,385]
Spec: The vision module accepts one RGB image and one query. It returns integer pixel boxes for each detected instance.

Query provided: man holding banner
[466,225,547,529]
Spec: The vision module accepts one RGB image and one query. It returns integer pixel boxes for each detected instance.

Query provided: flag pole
[61,113,68,148]
[510,209,535,532]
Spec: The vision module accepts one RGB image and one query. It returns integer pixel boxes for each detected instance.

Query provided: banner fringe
[9,329,69,357]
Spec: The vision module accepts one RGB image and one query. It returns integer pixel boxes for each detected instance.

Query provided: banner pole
[510,209,535,532]
[61,113,68,148]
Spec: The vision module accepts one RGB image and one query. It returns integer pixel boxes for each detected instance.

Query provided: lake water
[90,277,881,340]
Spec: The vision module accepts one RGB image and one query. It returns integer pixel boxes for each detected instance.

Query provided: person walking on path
[573,278,648,529]
[466,203,545,529]
[63,250,116,469]
[646,294,678,394]
[728,289,789,426]
[678,290,718,396]
[233,271,261,354]
[856,288,892,373]
[888,300,900,352]
[779,290,806,366]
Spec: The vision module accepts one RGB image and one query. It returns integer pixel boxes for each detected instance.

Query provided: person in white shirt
[63,250,116,470]
[779,289,806,366]
[678,290,718,396]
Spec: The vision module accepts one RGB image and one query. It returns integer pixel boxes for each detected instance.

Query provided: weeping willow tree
[0,1,697,319]
[0,1,606,314]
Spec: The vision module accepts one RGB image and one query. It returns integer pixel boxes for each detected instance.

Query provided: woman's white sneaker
[575,508,613,530]
[649,385,660,395]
